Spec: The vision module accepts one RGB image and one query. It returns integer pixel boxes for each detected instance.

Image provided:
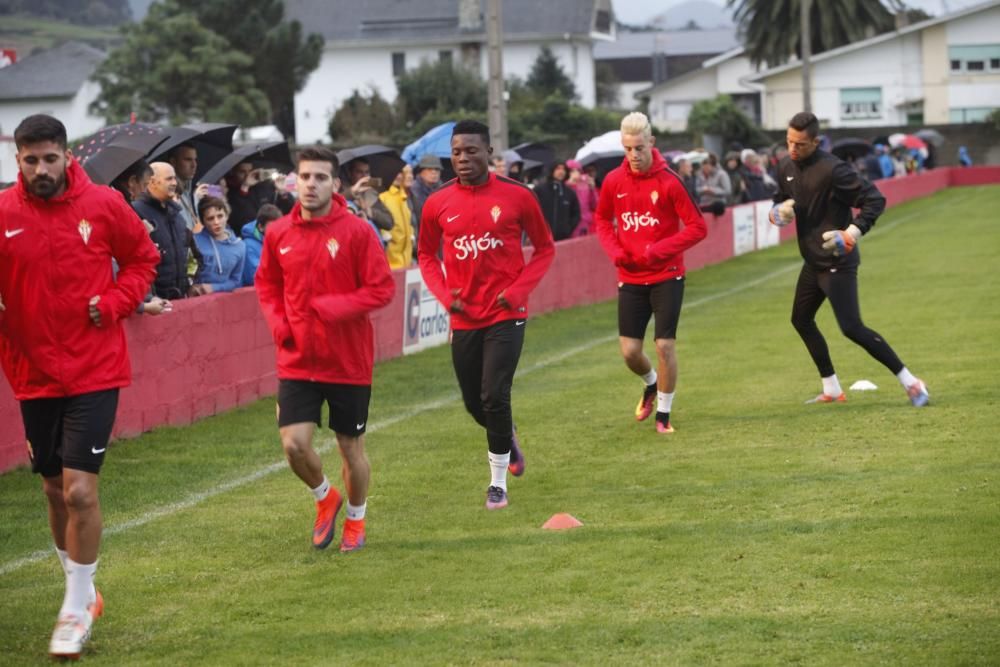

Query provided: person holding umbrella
[770,111,929,407]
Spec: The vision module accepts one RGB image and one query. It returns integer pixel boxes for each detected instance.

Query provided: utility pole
[486,0,508,152]
[800,0,812,112]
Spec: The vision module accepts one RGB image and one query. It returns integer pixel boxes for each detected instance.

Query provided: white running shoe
[49,611,93,660]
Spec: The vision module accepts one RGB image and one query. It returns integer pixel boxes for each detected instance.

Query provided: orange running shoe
[340,518,366,553]
[655,412,674,434]
[508,430,525,477]
[312,487,343,550]
[89,588,104,620]
[635,382,657,421]
[805,392,846,404]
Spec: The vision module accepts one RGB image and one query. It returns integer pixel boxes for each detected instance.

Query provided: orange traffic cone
[542,513,583,530]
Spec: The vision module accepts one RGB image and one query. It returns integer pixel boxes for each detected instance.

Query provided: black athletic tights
[791,262,903,378]
[451,319,526,454]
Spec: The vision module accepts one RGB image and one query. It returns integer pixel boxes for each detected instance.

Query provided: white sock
[657,391,674,414]
[346,501,366,521]
[311,476,331,501]
[488,452,510,491]
[641,369,658,386]
[896,367,917,388]
[822,374,843,397]
[55,546,69,574]
[61,558,97,618]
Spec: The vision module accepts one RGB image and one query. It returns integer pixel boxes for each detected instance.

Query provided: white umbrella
[575,130,622,161]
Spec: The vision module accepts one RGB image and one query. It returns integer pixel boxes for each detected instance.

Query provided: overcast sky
[610,0,989,26]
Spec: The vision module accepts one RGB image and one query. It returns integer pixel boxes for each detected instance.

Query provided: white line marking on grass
[0,202,942,577]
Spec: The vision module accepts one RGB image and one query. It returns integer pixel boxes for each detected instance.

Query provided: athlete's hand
[770,199,796,227]
[449,288,465,313]
[496,291,510,309]
[615,251,649,273]
[143,297,171,316]
[89,296,102,327]
[821,224,861,256]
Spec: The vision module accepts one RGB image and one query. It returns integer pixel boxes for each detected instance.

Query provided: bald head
[147,161,177,202]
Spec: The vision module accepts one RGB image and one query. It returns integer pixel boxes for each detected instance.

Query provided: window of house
[840,87,882,120]
[949,107,995,123]
[392,52,405,77]
[595,10,612,33]
[948,44,1000,74]
[439,50,452,65]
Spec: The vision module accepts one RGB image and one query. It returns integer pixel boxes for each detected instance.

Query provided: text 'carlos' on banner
[403,268,451,355]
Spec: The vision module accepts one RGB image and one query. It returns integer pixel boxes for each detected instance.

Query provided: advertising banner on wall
[402,268,450,355]
[731,204,756,256]
[755,200,780,249]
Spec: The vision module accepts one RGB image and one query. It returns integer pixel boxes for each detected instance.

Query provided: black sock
[656,411,670,425]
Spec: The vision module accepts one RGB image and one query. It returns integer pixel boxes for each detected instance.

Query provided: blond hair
[620,111,652,139]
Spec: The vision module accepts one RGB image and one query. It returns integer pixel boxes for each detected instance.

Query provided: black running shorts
[618,277,685,341]
[20,389,120,477]
[277,380,371,437]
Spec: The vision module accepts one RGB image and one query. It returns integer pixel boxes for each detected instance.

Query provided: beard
[26,172,65,199]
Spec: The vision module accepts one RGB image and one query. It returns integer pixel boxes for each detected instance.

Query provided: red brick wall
[2,166,997,472]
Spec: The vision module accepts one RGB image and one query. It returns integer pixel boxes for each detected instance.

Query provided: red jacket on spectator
[0,159,159,400]
[255,196,395,385]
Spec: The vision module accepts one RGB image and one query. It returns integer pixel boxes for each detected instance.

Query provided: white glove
[770,199,796,227]
[821,224,862,256]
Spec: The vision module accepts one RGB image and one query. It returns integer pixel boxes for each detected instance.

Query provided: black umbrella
[336,145,405,189]
[578,150,626,180]
[73,123,170,185]
[149,122,238,183]
[915,128,945,147]
[512,142,556,168]
[831,137,873,160]
[197,141,293,185]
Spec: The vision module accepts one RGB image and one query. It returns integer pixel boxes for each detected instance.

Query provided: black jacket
[773,149,885,270]
[133,194,197,299]
[534,180,580,241]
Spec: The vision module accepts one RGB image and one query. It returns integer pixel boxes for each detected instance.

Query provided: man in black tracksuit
[770,111,929,407]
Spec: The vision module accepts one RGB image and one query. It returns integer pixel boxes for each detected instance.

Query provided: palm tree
[728,0,896,110]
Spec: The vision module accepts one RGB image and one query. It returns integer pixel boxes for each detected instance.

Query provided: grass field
[2,186,999,665]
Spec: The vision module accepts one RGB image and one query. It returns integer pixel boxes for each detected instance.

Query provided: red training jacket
[418,173,555,330]
[0,159,159,400]
[256,196,395,385]
[594,149,708,285]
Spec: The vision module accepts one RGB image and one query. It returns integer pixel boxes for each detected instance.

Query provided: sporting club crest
[78,219,92,245]
[490,205,501,223]
[326,237,340,259]
[650,191,659,205]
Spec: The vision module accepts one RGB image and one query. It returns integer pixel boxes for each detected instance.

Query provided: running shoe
[508,430,525,477]
[49,612,93,660]
[635,382,657,421]
[906,379,930,407]
[655,412,674,434]
[485,486,508,510]
[805,392,846,404]
[312,487,343,550]
[89,588,104,620]
[340,518,366,553]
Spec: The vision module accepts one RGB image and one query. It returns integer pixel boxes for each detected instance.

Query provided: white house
[747,0,1000,129]
[636,47,762,131]
[0,42,107,182]
[285,0,616,144]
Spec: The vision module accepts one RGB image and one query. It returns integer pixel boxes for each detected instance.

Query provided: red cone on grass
[542,513,583,530]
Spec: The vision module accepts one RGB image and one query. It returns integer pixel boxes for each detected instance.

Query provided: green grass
[0,15,120,57]
[2,186,999,665]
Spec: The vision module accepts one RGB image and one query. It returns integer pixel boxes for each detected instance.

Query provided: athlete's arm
[501,192,555,310]
[311,228,395,322]
[593,176,628,263]
[645,176,708,263]
[96,199,160,326]
[831,161,885,234]
[416,196,453,310]
[255,229,294,348]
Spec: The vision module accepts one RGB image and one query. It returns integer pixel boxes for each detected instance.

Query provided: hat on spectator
[416,154,443,172]
[565,159,582,170]
[740,148,757,164]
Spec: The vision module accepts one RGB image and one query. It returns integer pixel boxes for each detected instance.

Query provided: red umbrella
[888,133,927,151]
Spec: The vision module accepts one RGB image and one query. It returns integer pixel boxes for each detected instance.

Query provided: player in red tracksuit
[594,112,708,434]
[0,115,159,659]
[256,146,395,553]
[418,120,555,510]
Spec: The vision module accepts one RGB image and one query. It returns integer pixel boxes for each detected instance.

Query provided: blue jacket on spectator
[241,220,264,286]
[193,228,245,293]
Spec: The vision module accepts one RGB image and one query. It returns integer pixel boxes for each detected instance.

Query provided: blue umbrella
[402,122,456,165]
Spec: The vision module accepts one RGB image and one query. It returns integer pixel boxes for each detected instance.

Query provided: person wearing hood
[190,196,245,295]
[958,145,972,167]
[0,114,159,660]
[409,154,444,242]
[256,145,395,554]
[534,160,581,241]
[502,149,524,182]
[379,164,416,269]
[566,159,598,237]
[241,203,283,286]
[594,112,708,435]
